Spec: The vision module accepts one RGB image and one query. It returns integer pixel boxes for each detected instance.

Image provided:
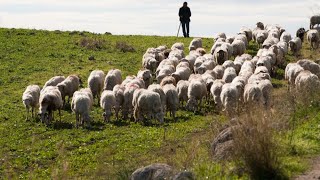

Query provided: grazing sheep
[133,89,164,123]
[169,50,184,61]
[289,37,302,56]
[210,79,225,111]
[43,76,65,89]
[162,84,179,119]
[137,69,152,88]
[297,59,320,78]
[214,33,227,41]
[235,34,248,48]
[285,63,304,87]
[222,67,237,83]
[231,40,246,57]
[213,65,225,79]
[142,56,158,74]
[307,29,320,50]
[310,15,320,29]
[39,86,63,125]
[240,27,253,42]
[156,65,175,84]
[296,28,305,42]
[172,66,191,82]
[171,42,184,51]
[220,83,238,117]
[100,90,116,122]
[123,84,140,120]
[57,75,80,106]
[277,41,289,56]
[243,83,263,107]
[189,38,202,51]
[121,75,136,87]
[280,31,292,44]
[160,76,176,87]
[256,56,272,73]
[88,70,105,103]
[258,79,273,108]
[185,55,197,71]
[104,69,122,90]
[22,85,40,120]
[255,30,268,48]
[262,37,279,49]
[214,46,228,65]
[226,36,235,44]
[197,59,215,74]
[148,84,166,112]
[176,80,189,108]
[186,79,207,112]
[295,70,320,99]
[113,84,125,120]
[210,41,225,55]
[71,89,93,127]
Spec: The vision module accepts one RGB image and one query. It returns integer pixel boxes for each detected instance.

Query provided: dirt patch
[295,156,320,180]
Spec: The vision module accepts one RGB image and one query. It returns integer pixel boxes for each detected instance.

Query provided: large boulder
[211,125,236,160]
[131,163,174,180]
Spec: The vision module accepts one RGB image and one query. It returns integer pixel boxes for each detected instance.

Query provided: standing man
[179,2,191,38]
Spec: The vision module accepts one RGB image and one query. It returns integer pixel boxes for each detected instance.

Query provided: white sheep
[185,55,197,71]
[162,84,179,119]
[88,70,105,103]
[289,37,302,56]
[104,69,122,90]
[171,42,184,51]
[172,66,192,82]
[307,29,320,50]
[39,86,63,125]
[57,75,80,106]
[243,83,263,106]
[189,38,202,51]
[210,79,225,111]
[176,80,189,108]
[160,76,176,87]
[213,65,225,79]
[186,79,207,112]
[280,31,292,44]
[100,90,116,122]
[126,77,145,89]
[22,85,40,120]
[231,39,246,57]
[121,75,136,87]
[43,76,65,89]
[123,83,140,120]
[113,84,125,120]
[297,59,320,78]
[258,79,273,109]
[239,27,253,42]
[295,70,320,98]
[156,65,175,83]
[71,89,93,127]
[148,84,166,112]
[220,83,238,117]
[137,69,153,88]
[214,46,228,65]
[214,33,227,41]
[142,56,158,74]
[133,89,164,123]
[222,67,237,83]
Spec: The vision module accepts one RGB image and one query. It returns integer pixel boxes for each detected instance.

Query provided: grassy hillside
[0,28,320,179]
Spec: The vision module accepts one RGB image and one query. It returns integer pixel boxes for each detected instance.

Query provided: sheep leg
[25,107,29,121]
[76,113,80,128]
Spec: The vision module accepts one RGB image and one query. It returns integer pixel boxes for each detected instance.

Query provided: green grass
[1,28,320,179]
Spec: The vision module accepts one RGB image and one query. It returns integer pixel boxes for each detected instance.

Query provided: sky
[0,0,320,38]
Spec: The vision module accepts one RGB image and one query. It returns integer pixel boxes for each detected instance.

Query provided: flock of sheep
[22,21,320,127]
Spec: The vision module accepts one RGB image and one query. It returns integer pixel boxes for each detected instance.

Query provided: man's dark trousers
[181,21,189,37]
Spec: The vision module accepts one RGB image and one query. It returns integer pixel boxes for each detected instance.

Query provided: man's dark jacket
[179,6,191,22]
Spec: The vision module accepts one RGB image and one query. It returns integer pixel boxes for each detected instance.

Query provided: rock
[88,56,95,61]
[131,163,174,180]
[173,171,195,180]
[211,125,235,160]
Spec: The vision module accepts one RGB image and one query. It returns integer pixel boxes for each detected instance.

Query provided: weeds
[78,37,111,50]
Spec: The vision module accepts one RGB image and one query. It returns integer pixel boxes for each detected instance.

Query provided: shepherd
[179,2,191,38]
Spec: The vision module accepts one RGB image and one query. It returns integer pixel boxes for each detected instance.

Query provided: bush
[232,108,286,179]
[78,37,110,50]
[115,41,135,53]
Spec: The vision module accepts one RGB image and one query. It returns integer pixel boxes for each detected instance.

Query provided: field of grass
[0,28,320,179]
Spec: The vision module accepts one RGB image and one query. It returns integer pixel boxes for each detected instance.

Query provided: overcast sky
[0,0,320,37]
